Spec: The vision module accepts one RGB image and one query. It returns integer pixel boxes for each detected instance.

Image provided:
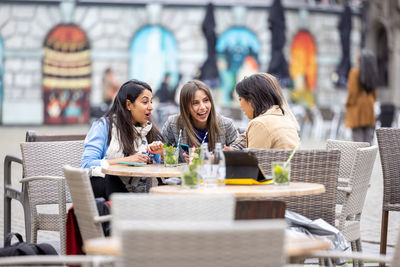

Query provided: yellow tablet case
[225,178,273,185]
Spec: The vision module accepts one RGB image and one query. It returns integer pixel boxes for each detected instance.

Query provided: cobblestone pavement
[0,125,398,266]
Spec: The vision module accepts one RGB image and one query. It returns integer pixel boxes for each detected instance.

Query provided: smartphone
[117,162,147,166]
[180,144,190,154]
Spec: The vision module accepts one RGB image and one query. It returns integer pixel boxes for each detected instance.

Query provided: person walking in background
[102,68,121,105]
[234,73,299,149]
[81,79,164,200]
[345,49,379,143]
[162,80,238,162]
[155,73,171,104]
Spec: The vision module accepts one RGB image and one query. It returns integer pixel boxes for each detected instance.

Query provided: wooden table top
[150,182,325,199]
[83,236,330,257]
[102,163,183,178]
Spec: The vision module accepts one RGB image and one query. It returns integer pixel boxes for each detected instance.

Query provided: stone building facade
[0,0,362,125]
[366,0,400,107]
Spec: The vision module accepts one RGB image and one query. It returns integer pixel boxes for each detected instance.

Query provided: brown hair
[103,79,162,156]
[236,73,284,118]
[178,80,220,150]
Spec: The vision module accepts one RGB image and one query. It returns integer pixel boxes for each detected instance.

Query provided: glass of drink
[181,164,200,189]
[272,162,290,186]
[164,146,179,167]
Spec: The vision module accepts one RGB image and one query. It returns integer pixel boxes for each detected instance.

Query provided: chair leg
[380,210,389,267]
[351,241,359,267]
[22,186,32,242]
[356,239,363,267]
[3,196,11,241]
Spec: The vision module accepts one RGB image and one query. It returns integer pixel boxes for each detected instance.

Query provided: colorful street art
[0,37,3,124]
[216,27,260,105]
[289,30,317,107]
[43,24,91,124]
[130,26,179,93]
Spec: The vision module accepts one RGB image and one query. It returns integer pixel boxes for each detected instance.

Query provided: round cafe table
[150,182,325,199]
[102,163,183,178]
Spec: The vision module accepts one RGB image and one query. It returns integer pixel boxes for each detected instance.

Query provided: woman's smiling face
[189,89,211,129]
[126,89,153,125]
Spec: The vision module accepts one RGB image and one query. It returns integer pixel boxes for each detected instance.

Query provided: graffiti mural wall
[289,30,317,107]
[130,26,179,92]
[216,27,260,105]
[43,24,91,124]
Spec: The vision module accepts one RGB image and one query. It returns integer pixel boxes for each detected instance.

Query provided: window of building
[129,25,179,93]
[43,24,91,124]
[216,27,260,105]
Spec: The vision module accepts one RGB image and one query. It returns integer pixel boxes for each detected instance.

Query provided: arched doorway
[129,25,179,92]
[289,30,317,107]
[216,27,260,105]
[43,24,91,124]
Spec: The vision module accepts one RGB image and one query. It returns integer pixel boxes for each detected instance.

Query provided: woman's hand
[224,145,233,151]
[124,153,150,163]
[148,141,164,155]
[183,152,189,163]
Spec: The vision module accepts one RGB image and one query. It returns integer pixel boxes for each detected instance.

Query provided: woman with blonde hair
[162,80,238,160]
[235,73,299,149]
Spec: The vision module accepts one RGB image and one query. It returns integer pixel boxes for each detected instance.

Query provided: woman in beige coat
[345,50,378,143]
[235,73,299,149]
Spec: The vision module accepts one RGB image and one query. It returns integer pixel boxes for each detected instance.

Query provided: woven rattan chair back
[326,139,369,205]
[118,220,286,267]
[63,165,104,242]
[111,193,235,236]
[376,128,400,261]
[249,149,340,226]
[20,140,85,254]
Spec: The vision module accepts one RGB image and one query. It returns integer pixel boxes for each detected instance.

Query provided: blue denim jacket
[81,118,161,168]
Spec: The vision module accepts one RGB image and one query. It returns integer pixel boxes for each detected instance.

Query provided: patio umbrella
[267,0,291,87]
[333,4,352,88]
[198,3,220,87]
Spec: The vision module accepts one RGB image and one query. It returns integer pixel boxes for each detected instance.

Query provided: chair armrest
[307,250,391,264]
[94,215,112,223]
[4,155,23,185]
[338,177,350,184]
[337,186,352,193]
[20,176,64,183]
[0,255,115,266]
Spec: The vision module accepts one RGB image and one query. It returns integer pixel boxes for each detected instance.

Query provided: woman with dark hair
[81,79,164,200]
[345,49,379,143]
[235,73,299,149]
[162,80,238,160]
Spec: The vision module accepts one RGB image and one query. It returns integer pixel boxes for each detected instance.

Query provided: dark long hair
[359,49,379,93]
[235,73,284,118]
[178,80,220,150]
[103,79,162,156]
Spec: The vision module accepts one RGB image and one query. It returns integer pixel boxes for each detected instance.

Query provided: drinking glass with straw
[272,143,299,185]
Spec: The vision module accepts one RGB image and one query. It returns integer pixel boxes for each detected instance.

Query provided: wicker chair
[110,193,235,236]
[19,140,85,254]
[63,166,111,243]
[118,219,286,267]
[308,223,400,267]
[3,131,85,243]
[250,149,340,226]
[335,145,377,267]
[326,139,370,205]
[376,128,400,265]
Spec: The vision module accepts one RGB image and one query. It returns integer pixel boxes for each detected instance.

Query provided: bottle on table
[212,142,226,186]
[200,143,215,187]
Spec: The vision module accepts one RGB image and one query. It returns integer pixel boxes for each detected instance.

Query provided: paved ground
[0,124,398,266]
